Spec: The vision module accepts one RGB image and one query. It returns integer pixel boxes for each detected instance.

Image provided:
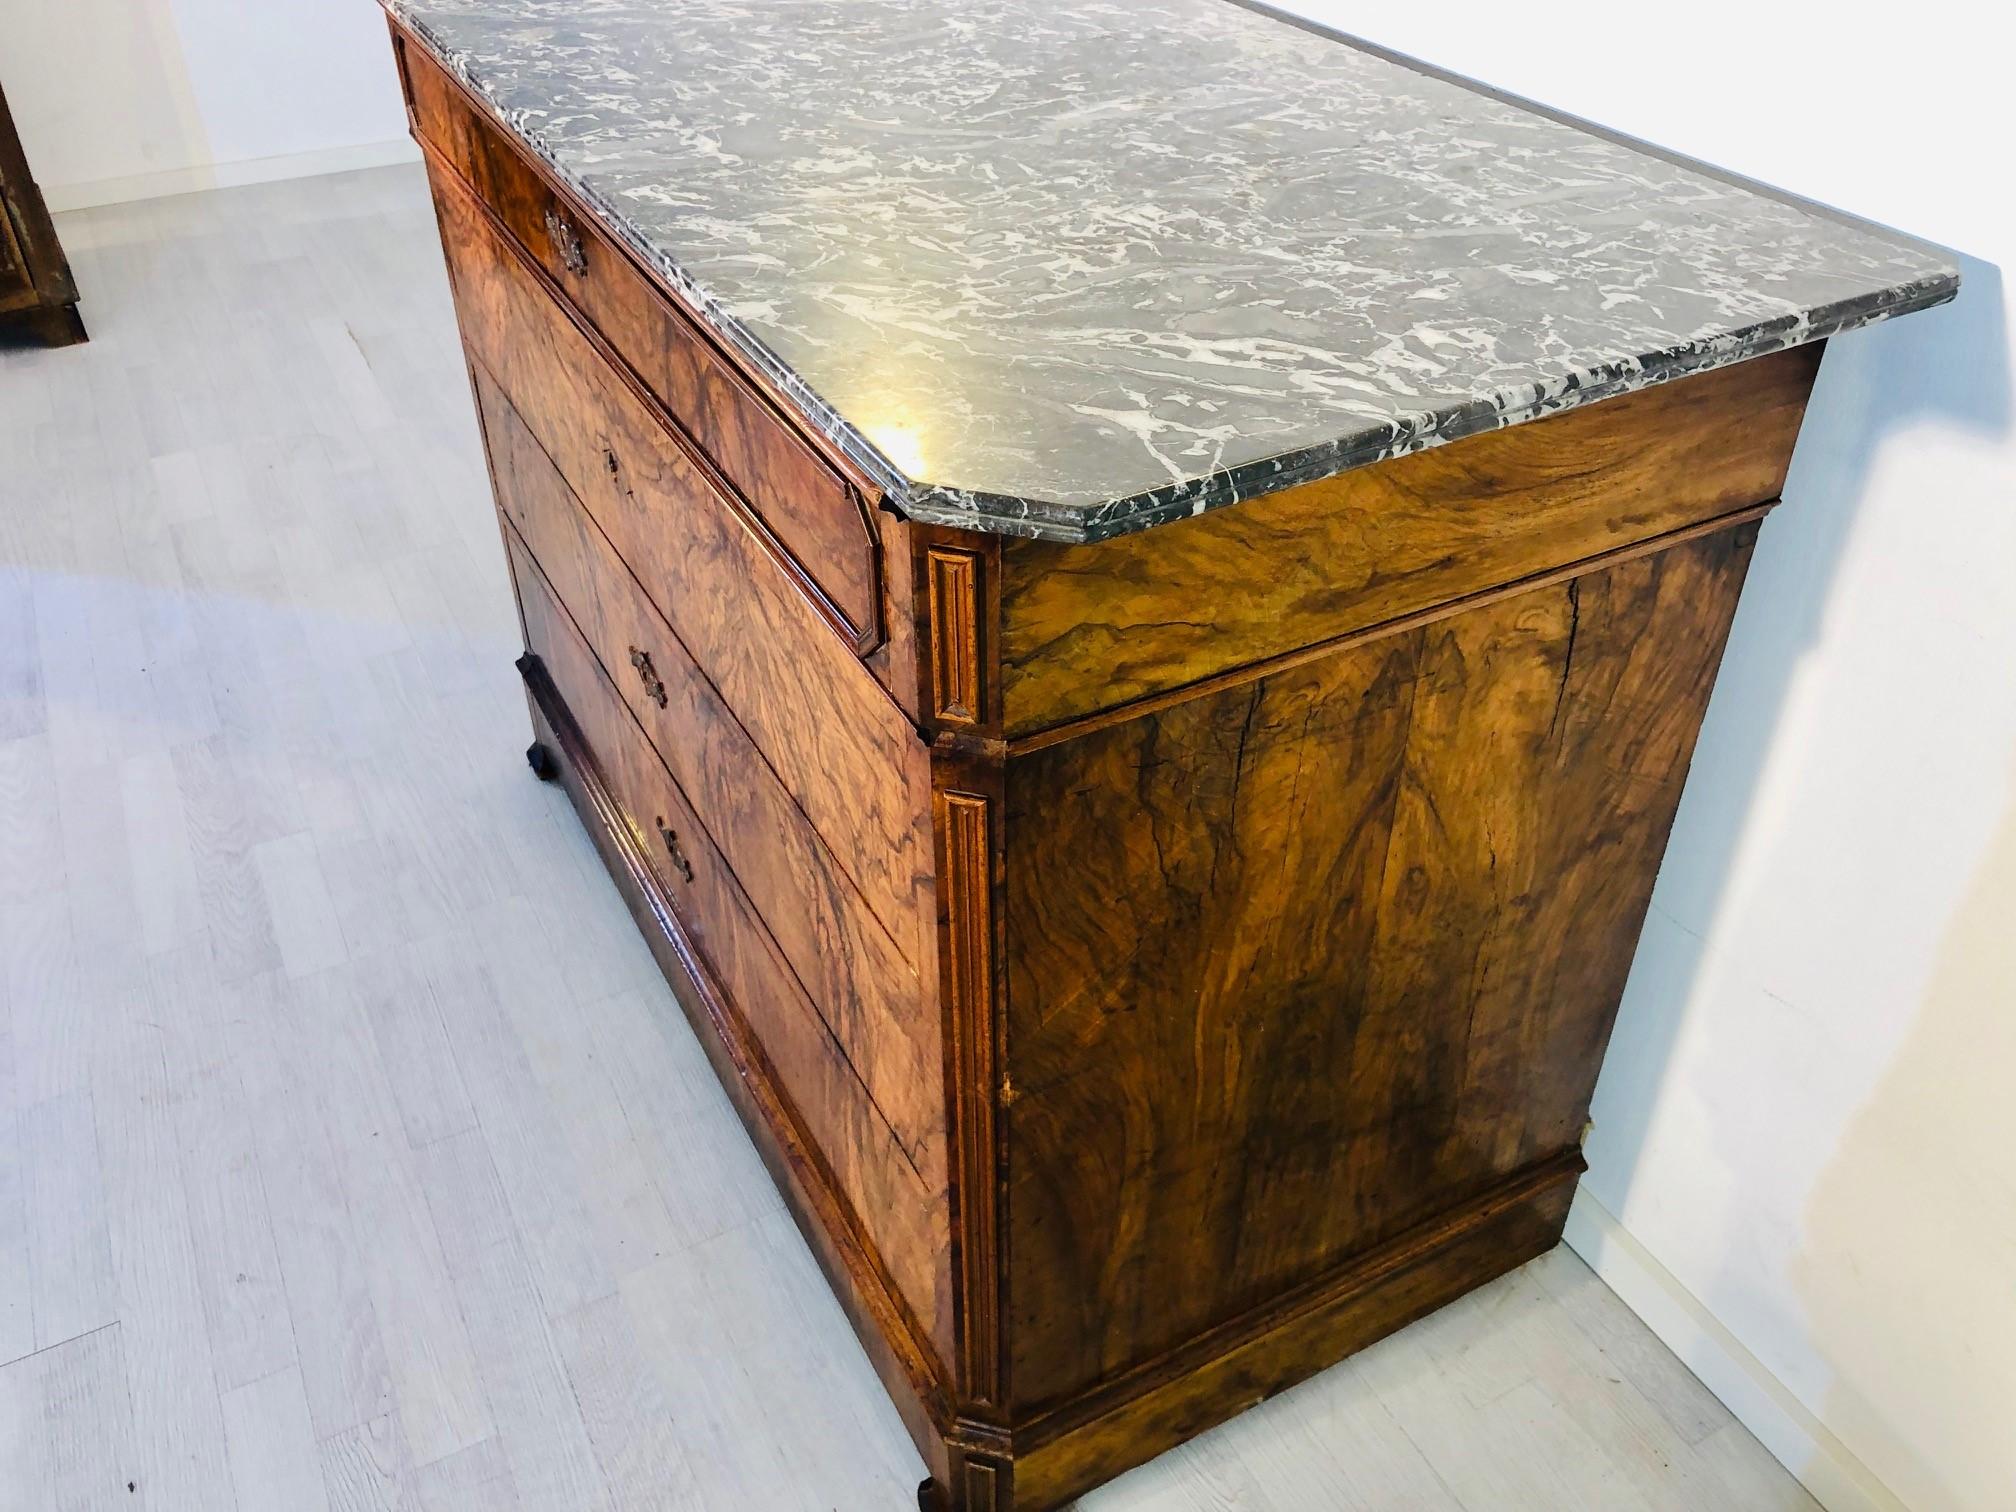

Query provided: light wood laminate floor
[0,165,1820,1512]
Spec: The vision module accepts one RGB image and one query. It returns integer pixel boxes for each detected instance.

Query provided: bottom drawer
[505,525,949,1334]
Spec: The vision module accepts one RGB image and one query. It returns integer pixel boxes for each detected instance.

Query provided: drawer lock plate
[655,818,695,883]
[628,645,669,708]
[544,205,588,276]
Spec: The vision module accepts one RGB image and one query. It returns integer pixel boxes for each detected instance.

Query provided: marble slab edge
[389,5,1960,546]
[895,275,1958,543]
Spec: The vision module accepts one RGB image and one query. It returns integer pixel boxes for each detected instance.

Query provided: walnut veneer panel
[1000,523,1759,1415]
[998,345,1818,736]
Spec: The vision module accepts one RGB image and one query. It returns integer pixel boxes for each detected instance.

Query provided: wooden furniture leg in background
[0,79,85,347]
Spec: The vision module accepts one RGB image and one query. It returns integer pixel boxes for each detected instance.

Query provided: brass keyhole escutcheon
[628,645,668,708]
[655,818,694,883]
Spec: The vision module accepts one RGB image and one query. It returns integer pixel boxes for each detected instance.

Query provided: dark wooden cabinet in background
[0,79,83,347]
[393,23,1826,1512]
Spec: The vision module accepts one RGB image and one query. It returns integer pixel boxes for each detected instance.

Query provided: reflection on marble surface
[389,0,1958,541]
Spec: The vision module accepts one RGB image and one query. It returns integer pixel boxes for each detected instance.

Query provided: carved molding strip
[942,790,1000,1405]
[963,1458,1004,1511]
[928,547,984,727]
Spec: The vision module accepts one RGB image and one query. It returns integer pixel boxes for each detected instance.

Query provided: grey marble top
[390,0,1958,542]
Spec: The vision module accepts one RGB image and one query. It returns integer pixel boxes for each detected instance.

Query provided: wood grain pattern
[474,366,942,1184]
[938,791,1000,1408]
[913,527,1005,740]
[0,1322,141,1509]
[400,35,881,650]
[999,524,1759,1417]
[868,507,928,722]
[508,529,951,1353]
[1001,627,1419,1411]
[997,345,1818,735]
[1351,526,1761,1202]
[427,164,934,964]
[928,550,985,729]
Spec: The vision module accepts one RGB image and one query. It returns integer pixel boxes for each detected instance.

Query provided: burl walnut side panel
[999,526,1756,1415]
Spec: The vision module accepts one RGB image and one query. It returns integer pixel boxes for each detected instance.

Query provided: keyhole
[655,818,694,883]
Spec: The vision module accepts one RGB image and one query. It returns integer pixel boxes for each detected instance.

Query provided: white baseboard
[1564,1188,1905,1512]
[43,137,422,213]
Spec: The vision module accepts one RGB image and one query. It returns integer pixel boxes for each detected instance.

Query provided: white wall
[0,0,413,210]
[1268,5,2015,1511]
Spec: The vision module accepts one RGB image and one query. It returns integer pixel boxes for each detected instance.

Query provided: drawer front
[429,163,931,961]
[509,525,948,1334]
[477,366,942,1185]
[398,32,881,651]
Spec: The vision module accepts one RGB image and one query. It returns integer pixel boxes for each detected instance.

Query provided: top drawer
[394,29,883,653]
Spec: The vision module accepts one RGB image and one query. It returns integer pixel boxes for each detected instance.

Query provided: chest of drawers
[385,13,1951,1508]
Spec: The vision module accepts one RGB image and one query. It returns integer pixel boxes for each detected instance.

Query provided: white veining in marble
[387,0,1958,540]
